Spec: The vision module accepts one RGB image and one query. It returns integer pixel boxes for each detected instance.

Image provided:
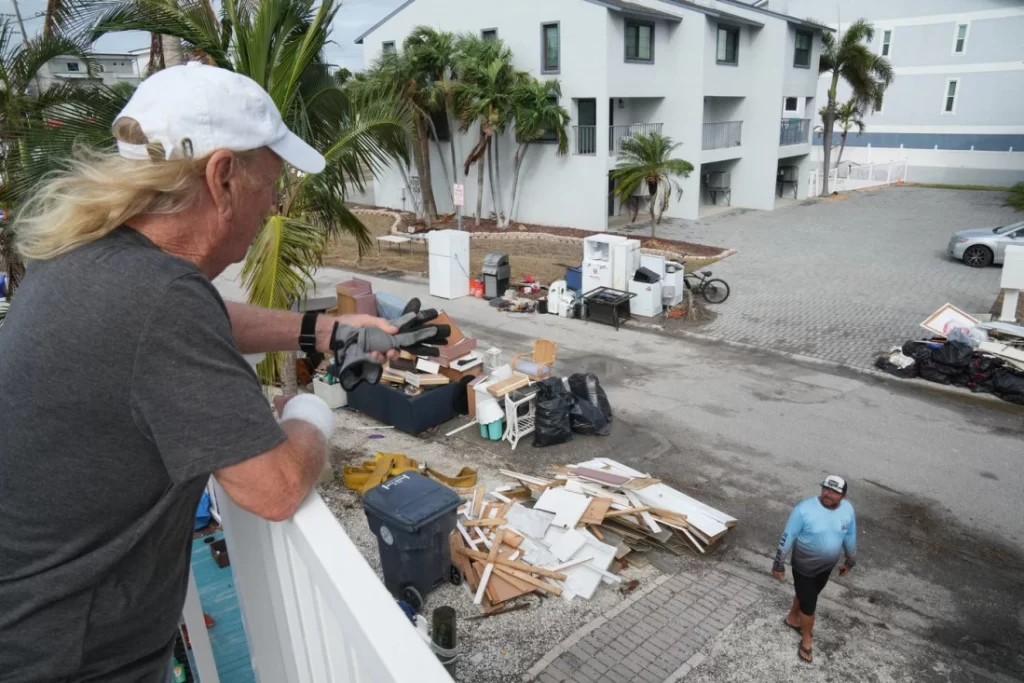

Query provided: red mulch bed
[349,204,728,258]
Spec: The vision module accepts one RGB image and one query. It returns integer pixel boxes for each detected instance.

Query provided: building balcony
[702,121,742,151]
[609,123,664,155]
[780,118,811,146]
[182,481,453,683]
[573,123,664,156]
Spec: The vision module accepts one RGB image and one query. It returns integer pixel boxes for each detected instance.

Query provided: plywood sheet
[534,488,591,529]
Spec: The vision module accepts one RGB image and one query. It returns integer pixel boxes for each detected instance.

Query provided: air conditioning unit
[778,166,799,182]
[706,172,730,189]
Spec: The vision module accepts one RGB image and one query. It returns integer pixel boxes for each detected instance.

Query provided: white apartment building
[356,0,829,232]
[36,53,142,90]
[783,0,1024,187]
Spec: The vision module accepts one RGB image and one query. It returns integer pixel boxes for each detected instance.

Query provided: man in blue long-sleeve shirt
[772,475,857,663]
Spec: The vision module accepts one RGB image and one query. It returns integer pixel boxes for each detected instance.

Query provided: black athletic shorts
[793,566,833,615]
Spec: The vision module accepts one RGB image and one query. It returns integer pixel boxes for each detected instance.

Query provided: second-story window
[716,26,739,65]
[482,29,497,41]
[66,62,80,72]
[542,22,560,73]
[881,30,892,57]
[943,79,959,113]
[793,30,812,68]
[953,24,968,54]
[382,41,396,55]
[625,20,654,63]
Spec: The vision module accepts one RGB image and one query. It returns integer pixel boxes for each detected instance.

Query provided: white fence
[186,482,452,683]
[809,160,907,195]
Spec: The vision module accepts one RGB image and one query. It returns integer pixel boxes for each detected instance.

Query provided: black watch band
[299,312,320,354]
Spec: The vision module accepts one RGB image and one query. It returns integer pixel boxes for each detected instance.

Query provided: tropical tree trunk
[148,33,166,73]
[475,154,485,227]
[280,351,299,397]
[448,115,459,184]
[837,131,848,167]
[161,34,184,67]
[423,114,455,208]
[415,117,438,219]
[410,127,432,228]
[493,135,506,227]
[648,190,657,238]
[820,72,840,196]
[509,142,528,223]
[487,141,499,224]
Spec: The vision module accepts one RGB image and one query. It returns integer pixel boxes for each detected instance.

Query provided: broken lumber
[464,517,507,528]
[456,548,567,580]
[493,565,563,596]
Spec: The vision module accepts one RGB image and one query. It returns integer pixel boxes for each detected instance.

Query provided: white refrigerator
[428,229,470,299]
[582,234,627,293]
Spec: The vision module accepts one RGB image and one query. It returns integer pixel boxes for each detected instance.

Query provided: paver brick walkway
[613,186,1016,369]
[530,570,764,683]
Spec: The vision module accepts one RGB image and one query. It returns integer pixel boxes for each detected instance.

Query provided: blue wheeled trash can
[363,472,463,612]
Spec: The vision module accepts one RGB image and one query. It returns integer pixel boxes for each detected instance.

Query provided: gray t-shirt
[0,227,286,683]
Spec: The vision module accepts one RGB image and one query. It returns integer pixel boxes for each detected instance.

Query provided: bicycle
[683,270,730,304]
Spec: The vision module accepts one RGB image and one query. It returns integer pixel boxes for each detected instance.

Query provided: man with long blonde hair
[0,63,412,682]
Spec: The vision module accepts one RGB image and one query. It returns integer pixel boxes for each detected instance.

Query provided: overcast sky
[0,0,404,72]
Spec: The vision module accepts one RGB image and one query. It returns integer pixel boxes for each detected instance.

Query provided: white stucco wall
[359,0,828,228]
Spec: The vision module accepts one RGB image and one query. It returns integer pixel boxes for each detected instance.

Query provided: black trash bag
[901,340,935,363]
[564,380,610,436]
[918,359,954,384]
[931,341,974,369]
[533,378,575,447]
[566,373,613,424]
[874,354,918,379]
[964,356,1003,393]
[993,369,1024,404]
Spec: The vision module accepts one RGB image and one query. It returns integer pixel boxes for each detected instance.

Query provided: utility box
[482,252,510,299]
[363,472,462,611]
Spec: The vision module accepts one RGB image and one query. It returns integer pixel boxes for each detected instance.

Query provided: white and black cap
[822,475,848,495]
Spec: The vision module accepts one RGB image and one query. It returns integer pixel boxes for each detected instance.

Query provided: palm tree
[404,26,459,206]
[454,34,527,227]
[609,133,693,238]
[818,18,893,195]
[823,99,865,167]
[91,0,409,390]
[357,47,438,226]
[0,19,100,298]
[506,77,569,226]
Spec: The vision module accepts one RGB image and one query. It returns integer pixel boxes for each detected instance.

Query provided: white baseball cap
[114,62,325,173]
[822,475,848,494]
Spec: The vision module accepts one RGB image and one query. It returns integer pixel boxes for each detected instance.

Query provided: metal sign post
[453,183,464,231]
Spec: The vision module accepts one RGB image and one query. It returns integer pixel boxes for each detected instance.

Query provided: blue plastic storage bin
[565,266,582,291]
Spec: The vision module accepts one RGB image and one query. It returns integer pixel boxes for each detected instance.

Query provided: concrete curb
[626,319,1019,410]
[522,574,673,682]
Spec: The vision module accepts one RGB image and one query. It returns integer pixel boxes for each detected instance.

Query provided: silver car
[949,219,1024,267]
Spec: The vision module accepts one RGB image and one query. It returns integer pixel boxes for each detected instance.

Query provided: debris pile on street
[450,457,736,615]
[876,303,1024,404]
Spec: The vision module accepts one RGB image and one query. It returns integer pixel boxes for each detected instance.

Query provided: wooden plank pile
[449,457,737,615]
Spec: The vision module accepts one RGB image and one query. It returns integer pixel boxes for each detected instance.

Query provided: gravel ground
[317,407,662,683]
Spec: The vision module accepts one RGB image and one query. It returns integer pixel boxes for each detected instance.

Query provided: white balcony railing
[574,125,597,155]
[701,121,742,151]
[187,482,453,683]
[609,123,664,155]
[780,118,811,146]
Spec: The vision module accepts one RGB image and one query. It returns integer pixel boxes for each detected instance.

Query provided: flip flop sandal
[784,618,802,633]
[799,645,813,663]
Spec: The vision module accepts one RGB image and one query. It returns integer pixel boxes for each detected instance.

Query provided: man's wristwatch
[299,311,320,353]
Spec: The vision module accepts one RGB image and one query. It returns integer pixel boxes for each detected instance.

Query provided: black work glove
[330,298,451,391]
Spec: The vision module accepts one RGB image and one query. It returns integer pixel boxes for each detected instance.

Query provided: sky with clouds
[0,0,404,72]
